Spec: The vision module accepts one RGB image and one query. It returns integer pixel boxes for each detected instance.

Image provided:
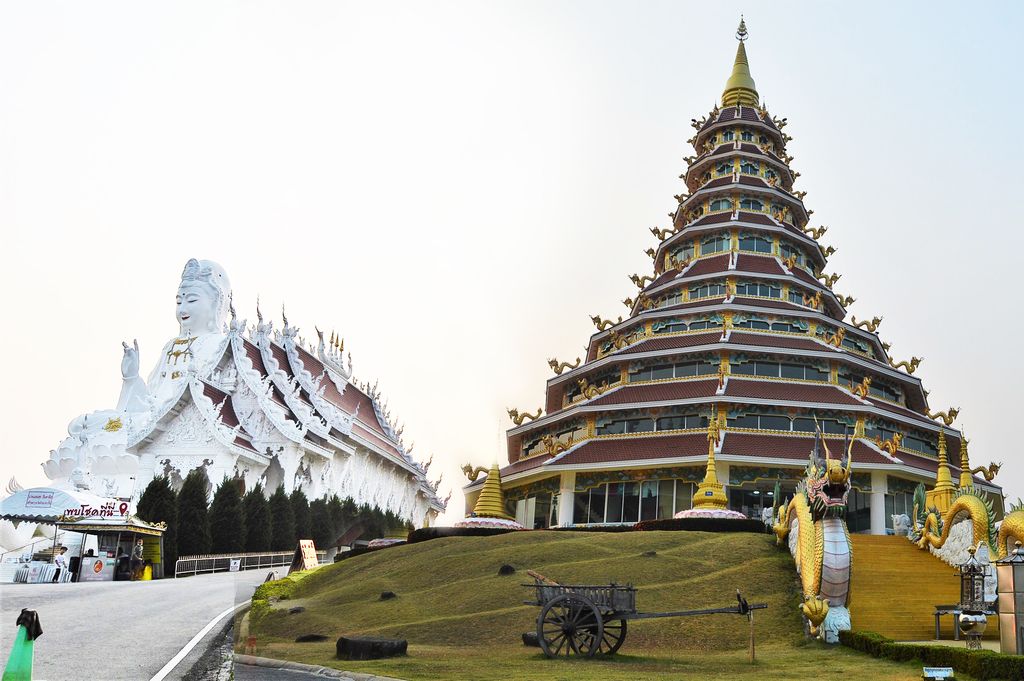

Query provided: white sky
[2,2,1022,523]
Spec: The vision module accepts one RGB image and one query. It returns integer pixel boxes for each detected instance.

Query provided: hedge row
[839,630,1024,680]
[406,526,518,544]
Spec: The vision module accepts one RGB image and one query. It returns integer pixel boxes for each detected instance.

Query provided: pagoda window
[728,413,791,431]
[690,282,726,299]
[606,484,625,523]
[736,282,780,298]
[735,319,770,330]
[658,291,683,308]
[793,417,850,435]
[759,134,769,145]
[740,161,759,175]
[687,319,722,331]
[702,171,712,183]
[656,413,707,431]
[701,234,730,254]
[709,198,733,212]
[716,162,733,175]
[741,130,754,141]
[788,290,805,305]
[651,364,674,380]
[628,358,716,382]
[671,244,695,262]
[722,130,735,141]
[652,318,687,334]
[739,198,764,211]
[904,436,938,456]
[885,492,916,531]
[771,321,804,333]
[764,168,778,182]
[780,244,805,264]
[738,235,772,253]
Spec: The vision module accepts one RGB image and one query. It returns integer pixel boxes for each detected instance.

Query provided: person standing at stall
[130,538,144,581]
[52,546,68,583]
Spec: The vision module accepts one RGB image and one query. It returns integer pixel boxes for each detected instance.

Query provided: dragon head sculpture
[803,430,853,520]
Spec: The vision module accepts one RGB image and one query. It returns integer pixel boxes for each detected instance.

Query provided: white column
[557,471,576,527]
[869,470,888,535]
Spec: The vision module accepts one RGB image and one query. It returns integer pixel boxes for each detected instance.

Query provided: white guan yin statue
[39,258,445,525]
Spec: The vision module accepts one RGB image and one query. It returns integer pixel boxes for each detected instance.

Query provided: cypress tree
[242,483,272,552]
[136,476,178,571]
[309,498,333,549]
[268,485,295,551]
[327,494,344,538]
[176,469,211,556]
[289,488,311,543]
[209,477,245,553]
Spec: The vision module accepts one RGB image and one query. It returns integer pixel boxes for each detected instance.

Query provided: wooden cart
[524,572,767,658]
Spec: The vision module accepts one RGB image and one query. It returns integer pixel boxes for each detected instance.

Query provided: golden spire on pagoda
[470,462,513,520]
[926,429,956,513]
[722,17,759,107]
[693,414,728,509]
[959,434,973,488]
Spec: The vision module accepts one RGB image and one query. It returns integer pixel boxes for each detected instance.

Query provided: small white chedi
[41,259,445,526]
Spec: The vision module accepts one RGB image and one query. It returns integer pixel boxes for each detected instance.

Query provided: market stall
[0,486,166,582]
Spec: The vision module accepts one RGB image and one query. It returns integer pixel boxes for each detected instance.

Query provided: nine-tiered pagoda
[465,20,1002,532]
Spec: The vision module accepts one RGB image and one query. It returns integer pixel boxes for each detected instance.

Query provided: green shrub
[840,629,1024,680]
[406,526,519,544]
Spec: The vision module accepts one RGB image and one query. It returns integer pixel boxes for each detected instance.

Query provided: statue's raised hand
[121,340,140,379]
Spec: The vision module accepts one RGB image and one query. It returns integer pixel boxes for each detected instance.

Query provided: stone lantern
[956,546,988,649]
[996,541,1024,654]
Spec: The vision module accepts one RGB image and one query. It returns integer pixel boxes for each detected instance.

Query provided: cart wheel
[536,594,604,659]
[595,616,627,655]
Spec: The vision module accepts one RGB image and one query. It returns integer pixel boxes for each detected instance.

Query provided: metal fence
[174,550,328,578]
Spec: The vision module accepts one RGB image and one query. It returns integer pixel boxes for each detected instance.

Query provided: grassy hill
[243,530,933,680]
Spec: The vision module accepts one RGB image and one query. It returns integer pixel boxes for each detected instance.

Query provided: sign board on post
[289,539,318,574]
[229,559,241,573]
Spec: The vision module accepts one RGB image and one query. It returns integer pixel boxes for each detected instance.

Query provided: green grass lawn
[243,530,957,680]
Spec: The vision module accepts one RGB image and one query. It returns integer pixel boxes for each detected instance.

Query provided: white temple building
[39,258,446,527]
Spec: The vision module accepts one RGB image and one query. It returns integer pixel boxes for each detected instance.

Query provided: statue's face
[176,283,216,335]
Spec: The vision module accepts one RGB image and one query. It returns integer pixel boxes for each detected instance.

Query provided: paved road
[0,570,267,681]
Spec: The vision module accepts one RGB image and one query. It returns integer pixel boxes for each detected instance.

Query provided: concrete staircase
[850,534,967,641]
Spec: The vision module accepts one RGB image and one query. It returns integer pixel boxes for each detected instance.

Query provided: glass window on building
[722,130,735,141]
[658,479,675,518]
[727,482,792,519]
[885,491,915,532]
[846,488,871,533]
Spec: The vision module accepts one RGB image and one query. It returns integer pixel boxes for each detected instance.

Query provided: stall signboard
[289,540,318,574]
[142,537,161,564]
[229,559,241,572]
[58,500,129,521]
[79,558,116,582]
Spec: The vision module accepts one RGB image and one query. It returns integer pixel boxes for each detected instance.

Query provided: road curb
[233,654,406,680]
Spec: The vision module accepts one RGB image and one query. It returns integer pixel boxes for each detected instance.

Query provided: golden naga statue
[608,329,629,350]
[803,225,828,239]
[851,316,883,333]
[926,407,959,426]
[838,294,856,307]
[644,247,657,259]
[969,462,1002,482]
[802,290,823,309]
[817,272,841,288]
[794,190,807,200]
[507,407,542,426]
[541,434,572,456]
[851,376,872,399]
[649,226,675,240]
[691,116,707,130]
[461,464,489,482]
[782,254,798,270]
[889,356,923,374]
[819,244,836,258]
[629,273,655,288]
[622,297,635,309]
[822,327,846,347]
[637,295,655,311]
[577,378,609,400]
[668,254,691,272]
[878,433,902,456]
[590,315,621,331]
[547,357,581,375]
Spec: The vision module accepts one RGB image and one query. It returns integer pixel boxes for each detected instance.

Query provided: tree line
[136,469,412,569]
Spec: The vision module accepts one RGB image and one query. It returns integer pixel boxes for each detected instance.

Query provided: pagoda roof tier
[684,144,795,192]
[640,254,832,301]
[676,179,808,227]
[661,214,818,255]
[696,104,781,139]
